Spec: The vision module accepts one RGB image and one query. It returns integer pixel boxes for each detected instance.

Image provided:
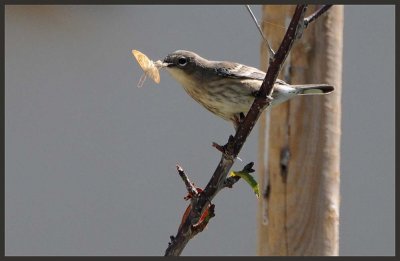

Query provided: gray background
[5,5,394,256]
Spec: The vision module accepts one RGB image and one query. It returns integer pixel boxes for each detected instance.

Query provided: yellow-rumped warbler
[163,50,334,130]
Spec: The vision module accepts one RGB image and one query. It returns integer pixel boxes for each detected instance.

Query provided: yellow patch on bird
[302,89,323,94]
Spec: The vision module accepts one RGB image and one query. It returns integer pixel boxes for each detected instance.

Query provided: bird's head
[163,50,210,85]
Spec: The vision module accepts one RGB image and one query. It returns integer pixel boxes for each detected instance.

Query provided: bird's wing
[214,61,289,86]
[214,61,266,80]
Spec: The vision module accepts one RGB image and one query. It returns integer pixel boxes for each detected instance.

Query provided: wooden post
[257,5,343,255]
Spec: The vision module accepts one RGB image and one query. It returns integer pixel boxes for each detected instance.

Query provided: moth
[132,50,163,88]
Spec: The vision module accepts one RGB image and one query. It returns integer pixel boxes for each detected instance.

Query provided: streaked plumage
[163,50,334,129]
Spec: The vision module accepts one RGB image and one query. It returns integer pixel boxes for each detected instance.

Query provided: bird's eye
[178,57,188,66]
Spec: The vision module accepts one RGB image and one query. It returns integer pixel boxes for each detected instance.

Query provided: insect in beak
[132,49,163,87]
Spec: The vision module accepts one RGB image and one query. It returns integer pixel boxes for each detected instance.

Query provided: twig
[245,5,275,60]
[212,142,225,154]
[223,162,255,189]
[294,5,332,40]
[304,5,332,27]
[164,4,330,256]
[176,165,198,201]
[223,175,241,189]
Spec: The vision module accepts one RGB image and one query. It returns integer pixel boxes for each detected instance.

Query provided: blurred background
[5,5,394,256]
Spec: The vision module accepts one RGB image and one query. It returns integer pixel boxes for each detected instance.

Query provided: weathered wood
[257,5,343,256]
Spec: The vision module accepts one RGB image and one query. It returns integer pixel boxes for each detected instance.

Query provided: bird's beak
[162,56,175,68]
[153,60,171,69]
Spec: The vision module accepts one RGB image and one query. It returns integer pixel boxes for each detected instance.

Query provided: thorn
[212,142,225,153]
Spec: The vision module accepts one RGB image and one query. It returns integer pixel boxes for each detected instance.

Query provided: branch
[168,204,215,252]
[304,5,332,27]
[164,4,330,256]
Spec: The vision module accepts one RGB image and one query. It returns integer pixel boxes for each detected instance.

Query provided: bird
[163,50,334,130]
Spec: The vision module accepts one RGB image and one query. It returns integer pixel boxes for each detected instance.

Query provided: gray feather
[213,61,267,80]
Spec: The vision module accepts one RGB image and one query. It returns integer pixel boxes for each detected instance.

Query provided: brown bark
[257,5,343,256]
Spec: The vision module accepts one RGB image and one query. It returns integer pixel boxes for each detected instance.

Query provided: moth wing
[132,49,152,71]
[147,66,160,84]
[132,49,160,84]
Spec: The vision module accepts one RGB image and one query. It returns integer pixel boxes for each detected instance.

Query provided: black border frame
[2,1,398,259]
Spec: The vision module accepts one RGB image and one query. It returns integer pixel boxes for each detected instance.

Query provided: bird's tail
[292,84,334,95]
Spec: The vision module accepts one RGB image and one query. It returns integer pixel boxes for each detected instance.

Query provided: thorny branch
[164,5,332,256]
